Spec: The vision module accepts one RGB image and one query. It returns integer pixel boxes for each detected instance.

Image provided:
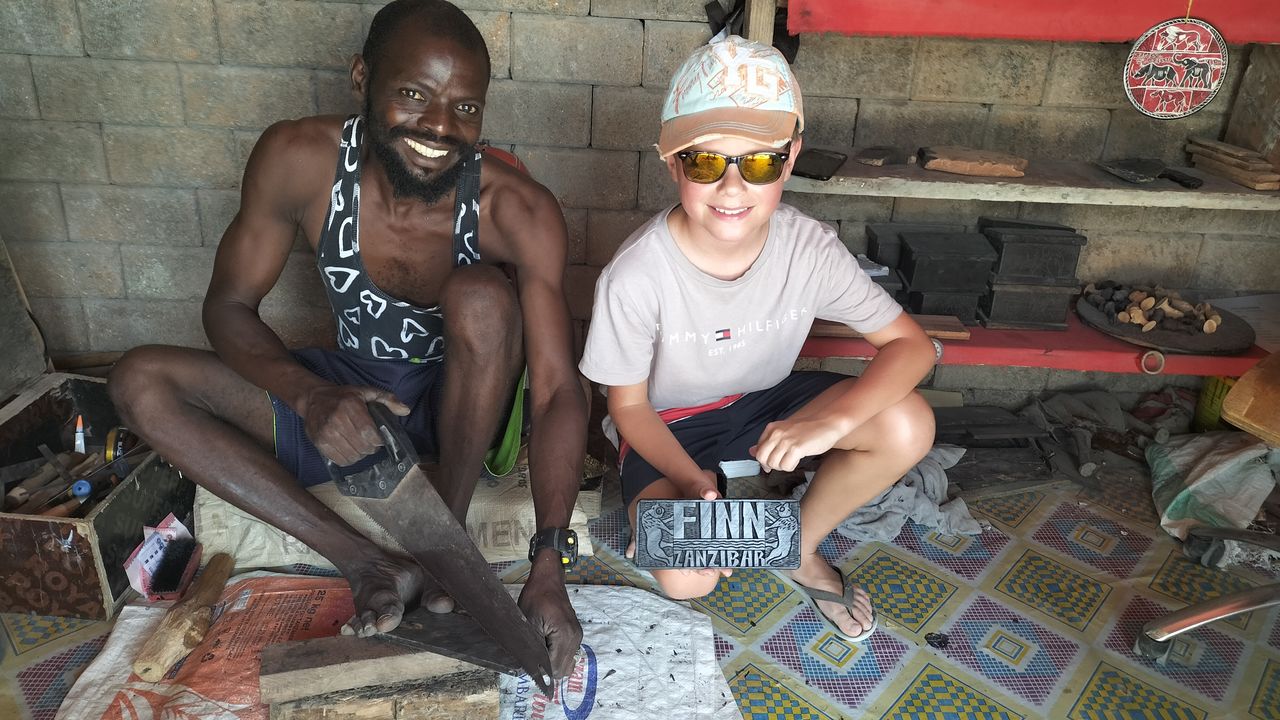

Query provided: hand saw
[326,402,554,695]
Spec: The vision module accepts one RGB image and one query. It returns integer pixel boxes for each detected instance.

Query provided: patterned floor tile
[880,663,1025,720]
[969,491,1045,529]
[1102,595,1244,702]
[1030,502,1153,579]
[692,569,796,635]
[759,602,910,710]
[565,554,636,587]
[893,520,1011,581]
[1,614,97,657]
[1067,661,1207,720]
[819,531,858,567]
[1076,476,1160,528]
[995,550,1111,632]
[1271,615,1280,653]
[1253,658,1280,720]
[15,635,108,720]
[938,595,1081,707]
[715,633,739,663]
[589,506,630,557]
[1149,549,1258,631]
[729,660,839,720]
[848,549,958,633]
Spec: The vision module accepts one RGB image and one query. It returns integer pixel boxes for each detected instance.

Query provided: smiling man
[107,0,586,678]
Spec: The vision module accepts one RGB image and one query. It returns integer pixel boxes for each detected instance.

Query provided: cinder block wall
[1,0,1276,357]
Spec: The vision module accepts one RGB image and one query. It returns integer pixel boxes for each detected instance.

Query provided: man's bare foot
[422,579,455,614]
[789,555,874,639]
[340,555,425,637]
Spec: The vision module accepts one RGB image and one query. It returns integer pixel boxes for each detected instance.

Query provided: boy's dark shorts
[269,348,445,488]
[619,371,849,507]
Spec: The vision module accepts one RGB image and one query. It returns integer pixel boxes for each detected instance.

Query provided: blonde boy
[580,37,937,640]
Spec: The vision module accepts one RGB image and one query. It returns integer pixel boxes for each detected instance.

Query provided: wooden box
[0,373,196,619]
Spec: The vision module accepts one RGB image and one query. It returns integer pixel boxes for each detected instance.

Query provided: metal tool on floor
[325,402,554,695]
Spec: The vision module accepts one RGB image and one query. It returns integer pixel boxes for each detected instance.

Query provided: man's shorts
[270,348,446,487]
[618,371,849,507]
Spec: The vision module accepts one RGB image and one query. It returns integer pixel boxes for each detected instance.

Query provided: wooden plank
[1188,137,1264,160]
[1193,156,1280,190]
[743,0,776,45]
[269,672,499,720]
[1187,149,1276,173]
[1222,351,1280,445]
[260,636,482,706]
[810,316,970,340]
[783,159,1280,211]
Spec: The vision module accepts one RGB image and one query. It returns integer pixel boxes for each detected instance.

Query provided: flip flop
[791,568,877,643]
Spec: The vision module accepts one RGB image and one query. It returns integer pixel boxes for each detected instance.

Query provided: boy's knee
[653,569,722,600]
[884,392,935,461]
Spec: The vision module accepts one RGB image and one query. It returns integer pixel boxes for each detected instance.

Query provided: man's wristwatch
[528,528,579,570]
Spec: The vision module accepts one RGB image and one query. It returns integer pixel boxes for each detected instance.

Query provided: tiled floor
[3,472,1278,719]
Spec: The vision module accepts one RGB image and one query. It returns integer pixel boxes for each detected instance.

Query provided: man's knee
[441,265,521,357]
[653,569,722,600]
[108,345,182,426]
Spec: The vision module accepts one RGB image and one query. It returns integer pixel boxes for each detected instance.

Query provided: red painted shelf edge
[801,314,1267,377]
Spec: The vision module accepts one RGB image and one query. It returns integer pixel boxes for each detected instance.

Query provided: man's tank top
[317,115,482,363]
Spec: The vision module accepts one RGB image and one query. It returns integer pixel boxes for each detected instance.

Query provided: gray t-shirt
[579,203,902,411]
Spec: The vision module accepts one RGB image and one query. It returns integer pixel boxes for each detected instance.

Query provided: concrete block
[1104,109,1227,168]
[483,80,591,147]
[564,264,601,320]
[793,35,915,100]
[7,241,124,298]
[931,364,1050,392]
[197,189,241,246]
[84,298,208,350]
[1043,369,1203,393]
[0,183,67,242]
[450,0,588,13]
[781,193,892,224]
[592,0,707,21]
[913,39,1050,105]
[269,251,329,309]
[1192,234,1280,292]
[820,357,870,376]
[1018,203,1148,232]
[591,86,664,151]
[1043,43,1131,108]
[793,357,822,371]
[982,106,1110,162]
[217,1,365,69]
[801,96,858,151]
[1075,231,1203,287]
[853,100,989,150]
[563,207,586,264]
[1,121,107,183]
[104,126,238,188]
[0,55,37,119]
[33,57,183,125]
[0,0,81,55]
[1272,212,1280,237]
[955,388,1038,410]
[182,65,315,129]
[586,209,652,266]
[232,130,261,179]
[1139,208,1270,236]
[891,198,1018,228]
[515,146,637,209]
[25,297,88,353]
[837,221,868,254]
[64,185,200,247]
[512,15,641,85]
[78,0,219,62]
[466,10,511,78]
[120,246,216,300]
[638,151,679,210]
[314,70,359,117]
[260,301,336,350]
[642,20,711,88]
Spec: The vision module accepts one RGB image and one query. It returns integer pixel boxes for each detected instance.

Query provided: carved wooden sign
[633,499,801,569]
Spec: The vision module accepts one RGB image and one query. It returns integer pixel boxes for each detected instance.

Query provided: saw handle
[1160,168,1204,189]
[324,401,420,498]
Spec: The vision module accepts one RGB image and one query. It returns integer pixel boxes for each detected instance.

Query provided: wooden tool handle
[132,552,235,682]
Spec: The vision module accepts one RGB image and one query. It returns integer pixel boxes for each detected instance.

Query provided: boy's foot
[788,562,876,642]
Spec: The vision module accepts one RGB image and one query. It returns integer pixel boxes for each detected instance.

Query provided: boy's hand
[751,418,845,472]
[674,468,721,501]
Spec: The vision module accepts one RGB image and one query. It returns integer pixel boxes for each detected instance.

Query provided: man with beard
[107,0,586,678]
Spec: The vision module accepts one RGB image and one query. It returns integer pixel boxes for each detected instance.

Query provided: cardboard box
[0,373,195,619]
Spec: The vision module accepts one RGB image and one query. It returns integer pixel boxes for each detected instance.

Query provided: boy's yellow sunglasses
[675,148,790,185]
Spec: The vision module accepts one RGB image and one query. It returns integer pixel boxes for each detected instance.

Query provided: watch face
[530,528,578,568]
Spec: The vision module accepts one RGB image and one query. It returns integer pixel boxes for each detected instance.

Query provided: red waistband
[617,393,744,466]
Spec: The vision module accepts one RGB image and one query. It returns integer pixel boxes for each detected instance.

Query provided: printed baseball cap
[656,35,804,159]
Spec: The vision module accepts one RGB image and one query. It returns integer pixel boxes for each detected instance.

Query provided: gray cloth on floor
[788,445,981,542]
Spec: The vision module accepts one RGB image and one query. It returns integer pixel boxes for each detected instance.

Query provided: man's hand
[751,418,847,473]
[519,552,584,679]
[297,385,411,465]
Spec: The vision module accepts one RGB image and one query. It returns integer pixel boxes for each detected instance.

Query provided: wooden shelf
[801,313,1268,376]
[784,159,1280,211]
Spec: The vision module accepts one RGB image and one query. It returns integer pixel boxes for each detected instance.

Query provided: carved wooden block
[633,499,801,569]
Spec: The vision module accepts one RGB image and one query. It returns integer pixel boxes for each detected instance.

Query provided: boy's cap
[657,35,803,159]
